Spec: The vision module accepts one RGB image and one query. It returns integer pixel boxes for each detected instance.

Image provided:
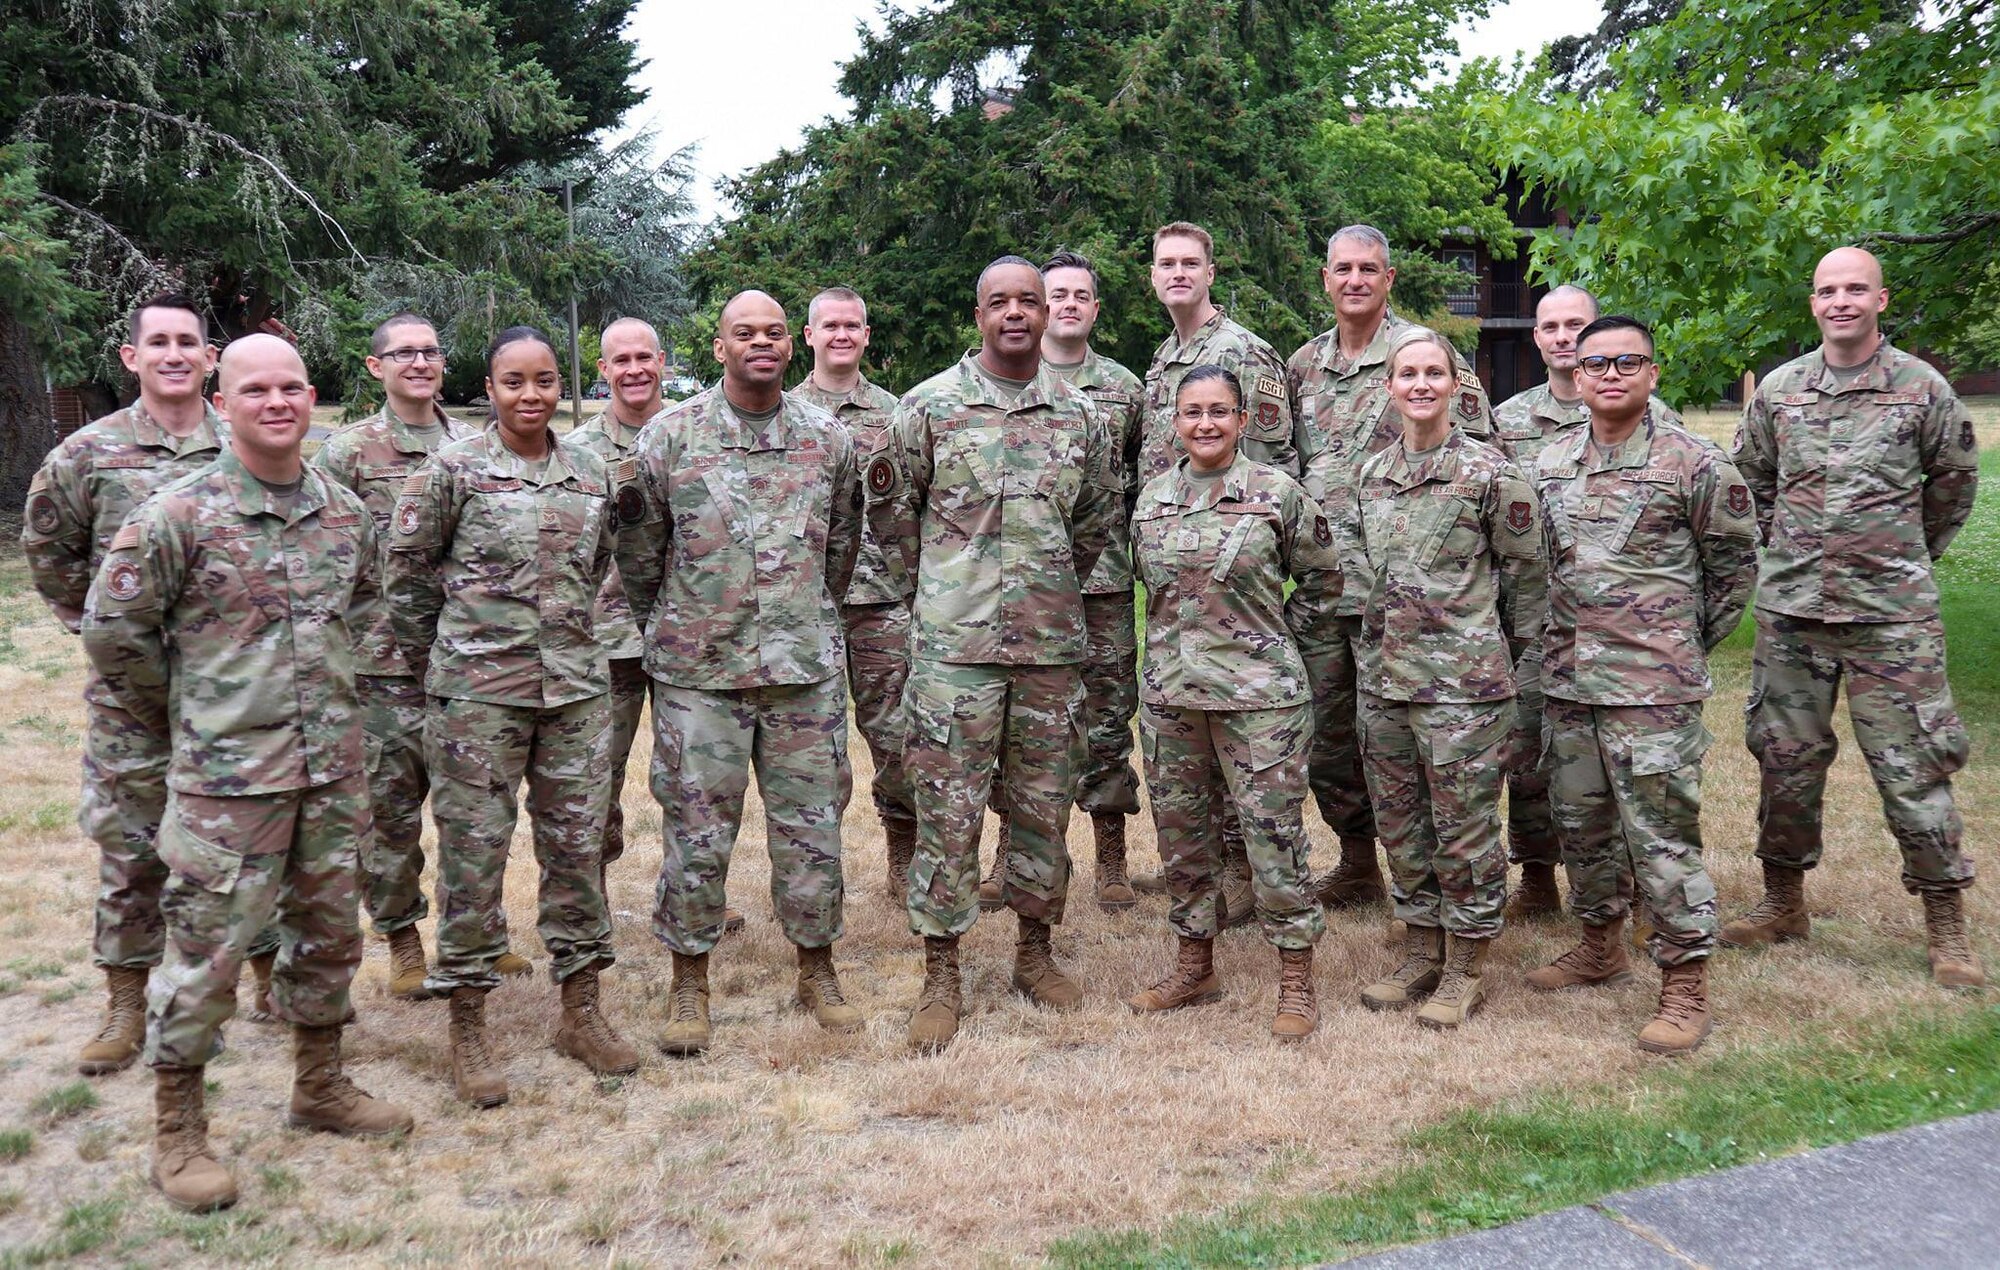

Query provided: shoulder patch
[1961,418,1977,453]
[399,470,430,498]
[1458,390,1481,421]
[1726,483,1751,518]
[614,457,638,484]
[1506,500,1533,534]
[105,558,144,602]
[616,483,645,526]
[1253,372,1285,400]
[1312,513,1332,547]
[396,501,422,536]
[28,471,47,495]
[111,523,141,552]
[867,455,899,498]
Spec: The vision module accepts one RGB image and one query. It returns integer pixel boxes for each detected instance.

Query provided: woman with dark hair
[1126,364,1344,1040]
[385,325,639,1106]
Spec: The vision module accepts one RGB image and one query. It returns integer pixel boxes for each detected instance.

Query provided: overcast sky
[620,1,1605,220]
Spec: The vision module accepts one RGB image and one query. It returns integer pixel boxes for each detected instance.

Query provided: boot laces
[451,1000,497,1073]
[669,976,706,1023]
[1656,969,1704,1024]
[1924,894,1973,959]
[918,947,958,1010]
[805,959,848,1006]
[1277,959,1314,1017]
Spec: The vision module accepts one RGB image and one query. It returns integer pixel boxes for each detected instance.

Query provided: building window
[1443,250,1480,317]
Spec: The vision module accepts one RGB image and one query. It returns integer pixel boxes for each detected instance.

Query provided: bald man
[84,335,411,1214]
[1727,246,1984,988]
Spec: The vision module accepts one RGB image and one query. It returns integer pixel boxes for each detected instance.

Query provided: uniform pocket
[1247,713,1307,774]
[1914,690,1970,779]
[1431,704,1513,766]
[1625,718,1713,778]
[156,813,244,894]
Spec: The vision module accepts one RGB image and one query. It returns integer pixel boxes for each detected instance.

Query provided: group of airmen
[20,215,1981,1214]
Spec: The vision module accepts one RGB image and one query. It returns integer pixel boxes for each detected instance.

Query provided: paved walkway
[1338,1110,2000,1268]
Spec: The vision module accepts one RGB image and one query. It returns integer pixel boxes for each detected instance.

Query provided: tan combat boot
[796,945,864,1032]
[1525,917,1634,992]
[1505,863,1562,921]
[1127,936,1221,1013]
[287,1024,415,1136]
[1637,960,1712,1054]
[243,951,278,1024]
[493,950,534,978]
[1092,814,1137,912]
[152,1065,236,1212]
[1272,947,1318,1042]
[447,988,508,1107]
[78,965,148,1076]
[1220,832,1256,931]
[908,935,963,1052]
[1360,924,1446,1010]
[1130,872,1167,895]
[1316,837,1387,909]
[386,927,433,1001]
[660,951,711,1057]
[1415,935,1492,1030]
[554,964,641,1075]
[979,820,1010,912]
[884,821,916,901]
[1013,917,1084,1010]
[1719,862,1809,946]
[1921,890,1987,989]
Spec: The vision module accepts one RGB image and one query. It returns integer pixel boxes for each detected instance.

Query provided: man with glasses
[1726,246,1984,988]
[1524,316,1757,1054]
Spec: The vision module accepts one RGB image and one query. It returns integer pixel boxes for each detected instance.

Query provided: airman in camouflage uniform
[794,287,917,901]
[1290,226,1494,912]
[1523,316,1759,1055]
[22,294,226,1076]
[616,292,864,1057]
[311,311,479,997]
[1349,328,1541,1031]
[867,257,1120,1051]
[387,326,637,1106]
[83,334,412,1215]
[1125,364,1343,1040]
[1726,246,1983,988]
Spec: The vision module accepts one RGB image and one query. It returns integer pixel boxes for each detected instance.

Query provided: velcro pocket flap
[1626,719,1713,777]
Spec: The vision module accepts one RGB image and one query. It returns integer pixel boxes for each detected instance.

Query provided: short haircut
[1576,314,1655,355]
[1537,284,1600,320]
[1327,224,1392,264]
[1042,250,1100,293]
[486,324,558,372]
[1176,363,1242,409]
[807,287,868,328]
[976,255,1044,300]
[600,316,661,349]
[1152,222,1214,263]
[1386,325,1458,374]
[370,310,435,356]
[128,292,207,344]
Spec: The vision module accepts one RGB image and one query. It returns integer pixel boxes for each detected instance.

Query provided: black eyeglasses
[1578,353,1652,378]
[381,346,445,365]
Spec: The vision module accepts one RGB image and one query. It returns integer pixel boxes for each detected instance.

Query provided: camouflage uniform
[312,403,477,932]
[22,403,226,969]
[616,388,862,955]
[568,410,651,869]
[1535,409,1759,964]
[795,374,917,841]
[385,424,617,991]
[1142,310,1296,482]
[867,355,1120,936]
[1291,312,1494,853]
[1731,342,1980,891]
[81,448,378,1067]
[1131,454,1342,947]
[1349,428,1543,938]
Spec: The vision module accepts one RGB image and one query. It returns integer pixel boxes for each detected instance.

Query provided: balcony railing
[1443,280,1536,320]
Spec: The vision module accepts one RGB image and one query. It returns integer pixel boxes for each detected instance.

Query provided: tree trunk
[0,298,57,527]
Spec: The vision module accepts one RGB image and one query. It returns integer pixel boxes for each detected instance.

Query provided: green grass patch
[0,1127,31,1161]
[0,1196,124,1269]
[1049,1004,2000,1268]
[29,1081,97,1126]
[1930,448,2000,723]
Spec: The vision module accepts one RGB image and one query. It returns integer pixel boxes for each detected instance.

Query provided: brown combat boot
[1416,935,1492,1030]
[1505,863,1563,921]
[1130,871,1167,895]
[884,821,916,901]
[493,950,534,978]
[1921,890,1986,989]
[1272,947,1318,1042]
[1316,837,1387,909]
[660,951,711,1056]
[1525,917,1634,992]
[1220,829,1256,930]
[796,945,864,1032]
[908,935,963,1052]
[447,988,508,1107]
[1093,814,1137,911]
[151,1065,236,1213]
[386,927,433,1001]
[243,952,278,1024]
[1012,917,1083,1010]
[1719,862,1809,946]
[1637,960,1713,1054]
[1127,936,1221,1013]
[287,1024,415,1136]
[78,965,148,1076]
[554,964,641,1075]
[979,820,1010,912]
[1360,924,1446,1010]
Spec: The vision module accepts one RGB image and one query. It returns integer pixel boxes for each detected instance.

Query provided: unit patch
[106,559,143,601]
[1506,500,1533,533]
[1726,484,1751,518]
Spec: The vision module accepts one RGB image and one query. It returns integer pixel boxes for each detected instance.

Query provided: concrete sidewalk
[1337,1110,2000,1268]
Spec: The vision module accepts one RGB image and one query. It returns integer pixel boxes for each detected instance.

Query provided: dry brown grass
[0,406,1995,1265]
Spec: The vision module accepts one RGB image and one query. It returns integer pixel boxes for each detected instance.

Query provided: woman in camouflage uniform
[1126,366,1345,1041]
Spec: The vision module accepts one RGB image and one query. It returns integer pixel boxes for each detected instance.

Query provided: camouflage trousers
[425,694,614,991]
[1140,700,1324,949]
[603,657,651,868]
[1302,617,1378,843]
[357,674,429,933]
[145,774,367,1068]
[1506,650,1560,867]
[843,602,916,837]
[1544,699,1718,966]
[650,675,850,955]
[79,697,170,969]
[1747,614,1974,893]
[1358,692,1511,938]
[904,659,1083,938]
[1077,590,1142,815]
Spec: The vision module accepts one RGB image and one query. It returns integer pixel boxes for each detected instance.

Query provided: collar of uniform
[801,373,878,410]
[383,403,467,455]
[1530,383,1590,427]
[1318,308,1405,376]
[1804,339,1896,396]
[215,445,331,523]
[1167,452,1252,510]
[129,401,227,454]
[584,409,646,451]
[708,389,809,452]
[476,421,578,484]
[1158,308,1233,368]
[1560,405,1657,471]
[1384,425,1466,491]
[953,352,1066,413]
